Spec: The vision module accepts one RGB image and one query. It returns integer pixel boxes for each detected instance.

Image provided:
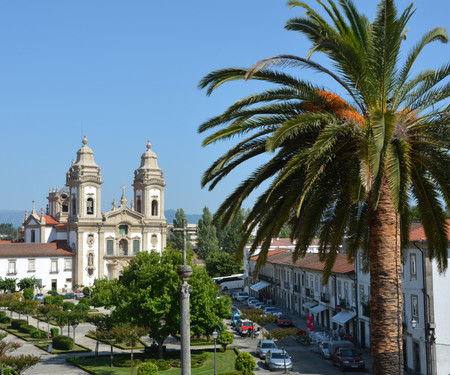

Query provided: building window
[301,274,304,287]
[136,196,141,213]
[87,198,94,215]
[359,285,365,301]
[315,275,319,292]
[411,295,419,322]
[62,203,68,213]
[338,280,342,299]
[51,259,58,273]
[305,274,309,288]
[64,258,72,271]
[28,259,36,272]
[410,254,417,279]
[106,240,114,255]
[133,239,140,255]
[119,225,128,235]
[151,200,158,216]
[8,261,16,275]
[72,197,76,215]
[31,230,35,243]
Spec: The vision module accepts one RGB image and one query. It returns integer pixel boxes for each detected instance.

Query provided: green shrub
[50,328,59,337]
[77,298,91,306]
[170,359,181,368]
[47,290,58,296]
[11,319,27,329]
[31,329,48,339]
[0,316,11,324]
[52,335,74,350]
[83,287,90,297]
[114,358,142,367]
[218,331,234,351]
[235,352,256,375]
[23,288,34,300]
[74,303,90,312]
[53,295,64,306]
[0,311,6,319]
[19,324,35,334]
[63,302,75,311]
[137,362,159,375]
[43,296,54,305]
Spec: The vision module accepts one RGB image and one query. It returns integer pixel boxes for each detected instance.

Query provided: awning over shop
[250,281,270,292]
[331,311,356,325]
[310,304,327,314]
[303,301,318,309]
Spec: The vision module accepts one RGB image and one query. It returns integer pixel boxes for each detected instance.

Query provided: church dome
[74,136,99,169]
[133,140,164,185]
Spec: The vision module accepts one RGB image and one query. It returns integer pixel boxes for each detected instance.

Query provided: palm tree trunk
[369,179,403,375]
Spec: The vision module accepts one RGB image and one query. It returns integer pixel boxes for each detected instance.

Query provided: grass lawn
[69,349,237,374]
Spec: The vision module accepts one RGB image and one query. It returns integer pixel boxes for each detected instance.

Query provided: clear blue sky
[0,0,448,216]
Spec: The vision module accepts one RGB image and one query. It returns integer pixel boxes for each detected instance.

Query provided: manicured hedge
[50,328,59,337]
[19,324,35,334]
[31,329,48,339]
[137,362,159,375]
[11,319,27,329]
[53,335,74,350]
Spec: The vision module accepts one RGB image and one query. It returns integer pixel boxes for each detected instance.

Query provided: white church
[0,137,167,292]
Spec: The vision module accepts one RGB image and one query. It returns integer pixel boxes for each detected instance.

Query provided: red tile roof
[39,215,59,225]
[409,219,450,241]
[0,241,73,258]
[249,248,288,260]
[251,251,354,275]
[0,241,12,244]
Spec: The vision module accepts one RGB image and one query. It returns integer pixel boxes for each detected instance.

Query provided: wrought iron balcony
[305,288,314,297]
[320,292,330,303]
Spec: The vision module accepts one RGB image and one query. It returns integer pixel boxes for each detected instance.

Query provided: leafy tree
[217,331,234,352]
[0,223,18,241]
[0,278,16,294]
[240,308,276,328]
[205,251,242,277]
[39,305,59,337]
[111,324,148,375]
[53,310,68,337]
[198,1,449,372]
[87,314,114,358]
[196,206,219,259]
[168,208,191,250]
[0,354,41,375]
[189,267,230,338]
[216,209,245,255]
[0,332,21,356]
[17,277,37,292]
[68,311,86,342]
[20,300,38,324]
[234,351,256,375]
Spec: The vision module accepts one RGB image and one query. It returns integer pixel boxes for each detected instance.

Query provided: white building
[0,137,168,292]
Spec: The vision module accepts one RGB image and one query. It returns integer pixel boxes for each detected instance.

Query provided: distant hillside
[0,209,203,228]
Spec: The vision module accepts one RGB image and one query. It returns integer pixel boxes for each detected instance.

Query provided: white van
[236,292,249,302]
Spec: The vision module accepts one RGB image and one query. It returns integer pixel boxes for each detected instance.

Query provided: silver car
[319,341,331,359]
[256,339,277,359]
[265,349,293,371]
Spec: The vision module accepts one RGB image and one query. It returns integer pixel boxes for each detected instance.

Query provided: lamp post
[67,309,71,337]
[411,318,417,329]
[18,297,22,319]
[213,330,218,375]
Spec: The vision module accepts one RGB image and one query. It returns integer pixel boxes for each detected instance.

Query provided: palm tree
[198,1,449,374]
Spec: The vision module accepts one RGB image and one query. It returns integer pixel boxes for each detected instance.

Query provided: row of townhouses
[244,220,450,375]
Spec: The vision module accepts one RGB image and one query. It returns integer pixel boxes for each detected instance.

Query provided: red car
[276,315,293,327]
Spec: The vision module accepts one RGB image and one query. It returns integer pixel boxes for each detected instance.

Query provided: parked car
[318,341,331,359]
[230,306,239,318]
[34,293,45,302]
[249,300,260,308]
[256,339,278,359]
[265,349,293,371]
[228,290,238,299]
[264,307,281,315]
[276,315,293,327]
[332,347,365,371]
[73,291,84,299]
[247,297,258,306]
[235,292,249,302]
[231,314,241,327]
[237,319,255,336]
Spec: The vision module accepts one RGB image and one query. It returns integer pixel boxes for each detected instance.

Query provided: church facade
[1,137,167,292]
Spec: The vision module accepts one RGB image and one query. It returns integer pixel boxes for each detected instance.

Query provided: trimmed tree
[217,331,234,352]
[235,352,256,375]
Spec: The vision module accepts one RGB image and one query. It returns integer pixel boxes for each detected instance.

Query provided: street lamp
[213,330,218,375]
[18,297,22,319]
[411,318,417,329]
[67,309,71,337]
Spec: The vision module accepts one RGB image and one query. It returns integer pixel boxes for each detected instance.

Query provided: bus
[213,274,244,291]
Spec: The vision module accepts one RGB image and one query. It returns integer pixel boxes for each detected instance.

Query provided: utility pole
[173,219,197,375]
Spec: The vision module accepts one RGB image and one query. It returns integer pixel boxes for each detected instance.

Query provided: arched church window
[151,200,158,216]
[61,194,68,212]
[72,198,76,215]
[136,196,141,213]
[119,239,128,256]
[87,198,94,215]
[62,204,68,213]
[31,230,35,243]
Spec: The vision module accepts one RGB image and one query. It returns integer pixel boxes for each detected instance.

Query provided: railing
[293,285,299,292]
[284,281,290,289]
[305,288,314,297]
[259,274,273,283]
[320,292,330,303]
[362,304,370,317]
[339,299,350,309]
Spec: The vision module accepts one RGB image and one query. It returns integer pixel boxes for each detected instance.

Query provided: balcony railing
[293,285,299,292]
[284,281,290,289]
[338,299,350,309]
[305,288,314,297]
[258,274,273,283]
[320,292,330,303]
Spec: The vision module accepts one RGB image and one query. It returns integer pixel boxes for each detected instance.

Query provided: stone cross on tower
[173,220,197,375]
